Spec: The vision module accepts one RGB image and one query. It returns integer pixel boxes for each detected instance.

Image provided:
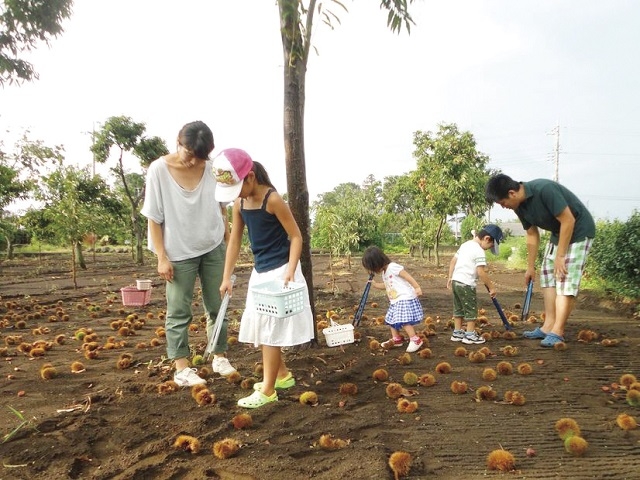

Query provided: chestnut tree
[277,0,416,310]
[91,116,168,265]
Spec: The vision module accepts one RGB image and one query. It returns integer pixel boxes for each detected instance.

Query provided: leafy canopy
[311,178,383,259]
[0,0,73,85]
[35,164,116,246]
[413,123,491,219]
[90,115,168,264]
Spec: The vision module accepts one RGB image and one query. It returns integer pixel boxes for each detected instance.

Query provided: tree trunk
[132,212,145,265]
[282,70,315,333]
[5,236,13,260]
[329,251,336,295]
[279,0,317,342]
[135,221,145,266]
[435,217,446,267]
[75,241,87,270]
[70,241,78,289]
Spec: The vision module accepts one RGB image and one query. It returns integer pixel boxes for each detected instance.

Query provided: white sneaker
[211,356,237,376]
[462,332,486,345]
[406,338,424,353]
[450,330,465,342]
[174,367,206,387]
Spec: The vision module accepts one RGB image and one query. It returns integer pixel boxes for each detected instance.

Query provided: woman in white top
[141,121,235,387]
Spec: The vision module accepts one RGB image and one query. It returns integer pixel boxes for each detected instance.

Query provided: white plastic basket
[136,279,152,290]
[251,279,306,318]
[322,320,355,347]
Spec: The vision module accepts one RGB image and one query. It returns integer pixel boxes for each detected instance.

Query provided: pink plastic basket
[120,286,152,306]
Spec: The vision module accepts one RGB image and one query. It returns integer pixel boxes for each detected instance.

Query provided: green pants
[165,244,228,360]
[452,280,478,321]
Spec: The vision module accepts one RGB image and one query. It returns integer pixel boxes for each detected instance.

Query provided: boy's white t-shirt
[382,262,417,304]
[141,157,225,262]
[451,239,487,287]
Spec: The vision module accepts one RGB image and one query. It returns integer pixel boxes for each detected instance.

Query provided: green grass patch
[13,244,68,254]
[2,406,36,444]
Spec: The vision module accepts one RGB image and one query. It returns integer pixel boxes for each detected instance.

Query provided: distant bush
[588,212,640,299]
[460,215,485,243]
[500,216,639,301]
[498,231,549,271]
[487,238,517,262]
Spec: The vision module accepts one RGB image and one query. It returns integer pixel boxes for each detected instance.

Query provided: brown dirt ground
[0,252,639,480]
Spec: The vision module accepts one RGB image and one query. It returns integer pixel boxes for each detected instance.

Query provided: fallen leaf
[400,388,420,397]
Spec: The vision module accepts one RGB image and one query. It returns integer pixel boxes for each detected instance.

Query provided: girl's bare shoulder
[265,189,287,210]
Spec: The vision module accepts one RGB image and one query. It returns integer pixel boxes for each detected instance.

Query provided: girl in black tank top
[216,156,314,409]
[240,190,291,273]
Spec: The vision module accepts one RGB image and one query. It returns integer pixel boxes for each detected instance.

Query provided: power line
[563,152,640,157]
[562,127,640,137]
[492,159,547,165]
[580,194,640,202]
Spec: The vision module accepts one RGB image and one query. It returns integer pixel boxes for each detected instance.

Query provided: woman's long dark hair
[178,121,214,160]
[252,161,276,190]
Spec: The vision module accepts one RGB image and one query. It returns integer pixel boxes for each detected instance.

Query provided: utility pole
[552,122,560,182]
[92,122,96,177]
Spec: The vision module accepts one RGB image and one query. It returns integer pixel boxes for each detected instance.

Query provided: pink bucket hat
[212,148,254,202]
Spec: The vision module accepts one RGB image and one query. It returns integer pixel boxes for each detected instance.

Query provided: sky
[1,0,639,223]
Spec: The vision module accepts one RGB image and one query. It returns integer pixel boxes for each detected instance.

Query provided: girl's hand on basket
[282,271,294,286]
[219,278,234,298]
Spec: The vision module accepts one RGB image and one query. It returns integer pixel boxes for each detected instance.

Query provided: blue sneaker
[523,327,547,339]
